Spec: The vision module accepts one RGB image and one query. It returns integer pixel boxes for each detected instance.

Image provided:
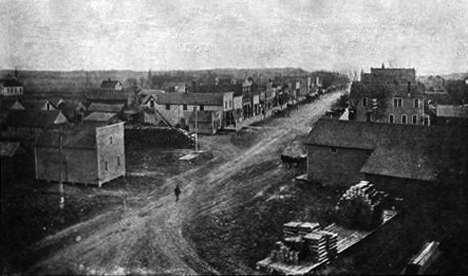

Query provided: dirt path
[26,91,344,275]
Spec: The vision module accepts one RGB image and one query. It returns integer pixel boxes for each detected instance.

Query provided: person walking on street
[174,185,181,202]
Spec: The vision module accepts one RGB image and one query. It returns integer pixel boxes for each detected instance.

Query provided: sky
[1,0,468,75]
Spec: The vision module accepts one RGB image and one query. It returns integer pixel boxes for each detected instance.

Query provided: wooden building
[99,78,123,92]
[188,110,221,135]
[4,109,68,137]
[304,118,467,196]
[35,122,126,187]
[154,92,234,128]
[0,79,23,97]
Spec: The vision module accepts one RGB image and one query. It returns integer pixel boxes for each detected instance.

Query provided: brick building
[304,119,467,196]
[35,122,125,187]
[350,65,428,125]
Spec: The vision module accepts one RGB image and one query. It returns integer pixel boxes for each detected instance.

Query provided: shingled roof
[5,110,68,128]
[156,92,226,106]
[83,112,118,122]
[306,118,467,181]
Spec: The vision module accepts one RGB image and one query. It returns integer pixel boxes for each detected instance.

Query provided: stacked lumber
[298,222,321,236]
[319,230,338,259]
[269,241,300,264]
[304,232,328,263]
[405,241,440,275]
[283,221,302,237]
[336,181,389,229]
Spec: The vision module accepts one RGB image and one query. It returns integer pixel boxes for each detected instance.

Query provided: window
[104,161,109,171]
[389,114,394,124]
[149,100,155,108]
[393,97,403,107]
[110,136,113,144]
[362,97,368,107]
[225,101,228,109]
[412,115,418,124]
[200,105,204,111]
[46,102,51,110]
[117,156,121,166]
[183,104,187,110]
[402,114,407,124]
[331,147,338,154]
[229,100,232,109]
[165,104,170,110]
[414,98,419,108]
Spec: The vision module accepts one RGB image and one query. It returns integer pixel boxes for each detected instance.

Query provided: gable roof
[1,98,24,115]
[36,124,97,149]
[360,147,437,181]
[1,79,23,87]
[156,93,226,106]
[306,118,468,181]
[88,102,124,113]
[20,99,56,110]
[5,110,68,128]
[141,94,157,105]
[83,112,118,122]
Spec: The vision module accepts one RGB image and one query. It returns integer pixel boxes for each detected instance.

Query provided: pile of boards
[336,181,389,229]
[269,222,339,264]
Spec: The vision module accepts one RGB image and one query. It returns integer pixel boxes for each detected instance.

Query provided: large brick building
[349,65,429,125]
[304,119,467,196]
[35,122,125,187]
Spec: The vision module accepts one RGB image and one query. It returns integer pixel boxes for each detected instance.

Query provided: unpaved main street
[24,91,343,275]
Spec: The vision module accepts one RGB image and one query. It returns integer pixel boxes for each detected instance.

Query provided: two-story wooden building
[0,79,23,97]
[154,92,234,129]
[35,122,125,187]
[349,65,428,125]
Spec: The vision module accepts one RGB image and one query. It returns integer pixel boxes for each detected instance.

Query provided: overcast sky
[1,0,467,75]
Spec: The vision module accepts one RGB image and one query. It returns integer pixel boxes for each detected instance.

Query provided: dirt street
[23,91,344,275]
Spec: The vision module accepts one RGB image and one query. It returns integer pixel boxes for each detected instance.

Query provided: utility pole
[195,107,199,152]
[58,129,65,212]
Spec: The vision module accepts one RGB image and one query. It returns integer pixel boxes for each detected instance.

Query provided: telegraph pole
[195,107,199,152]
[58,129,65,212]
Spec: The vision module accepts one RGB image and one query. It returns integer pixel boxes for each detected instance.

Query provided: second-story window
[394,97,403,108]
[165,104,170,110]
[412,115,418,124]
[414,98,419,108]
[200,105,204,111]
[362,97,368,107]
[183,104,187,110]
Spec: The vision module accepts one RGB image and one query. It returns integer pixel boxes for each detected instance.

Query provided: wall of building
[0,86,23,96]
[354,95,425,124]
[306,145,372,186]
[96,123,126,186]
[35,147,98,185]
[364,174,437,203]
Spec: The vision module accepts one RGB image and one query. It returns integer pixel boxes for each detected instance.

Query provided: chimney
[381,63,385,69]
